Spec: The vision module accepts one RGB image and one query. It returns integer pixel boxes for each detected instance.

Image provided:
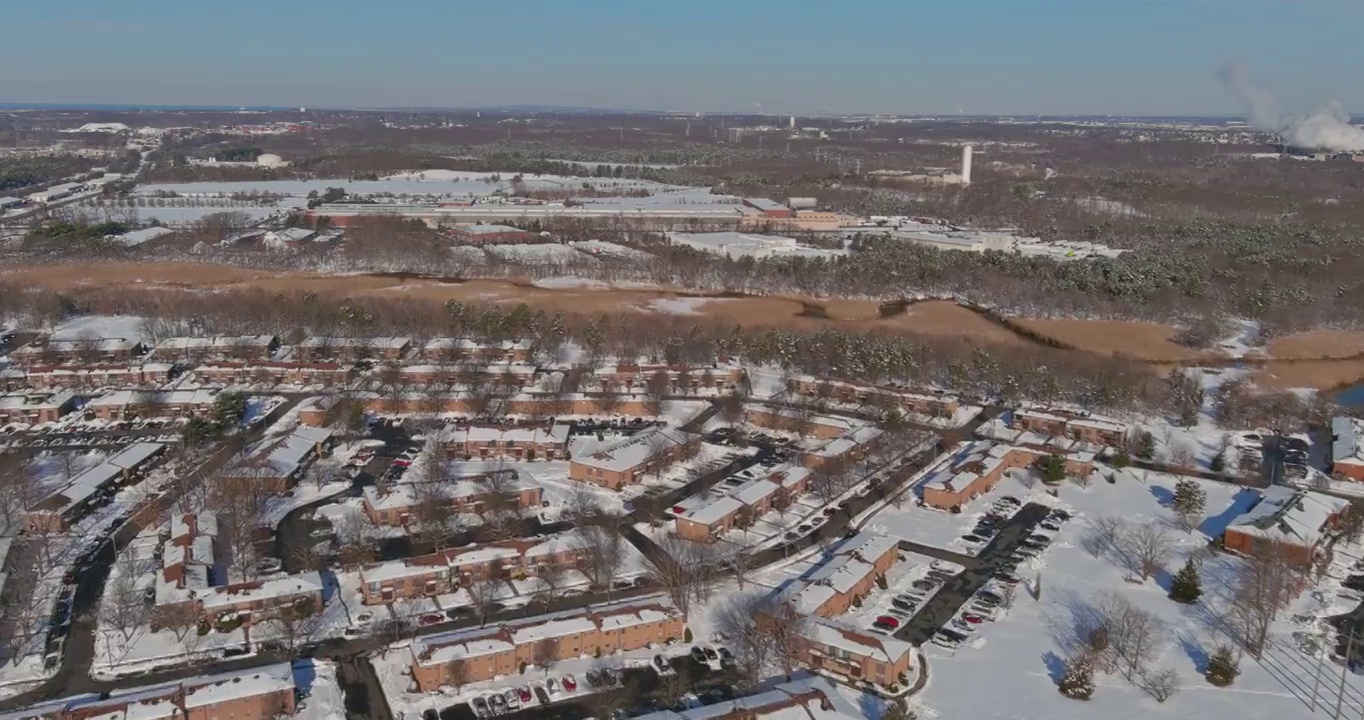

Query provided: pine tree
[1058,654,1095,700]
[1171,479,1207,529]
[1205,645,1240,687]
[1168,558,1202,604]
[1138,431,1157,460]
[1110,448,1131,468]
[1209,451,1226,473]
[882,699,916,720]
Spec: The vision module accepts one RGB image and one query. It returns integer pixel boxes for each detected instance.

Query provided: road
[0,395,303,711]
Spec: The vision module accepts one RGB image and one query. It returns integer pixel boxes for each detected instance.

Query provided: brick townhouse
[0,390,77,424]
[85,387,224,421]
[778,532,900,617]
[14,362,175,391]
[1012,406,1129,447]
[199,571,325,627]
[220,426,334,492]
[193,360,355,386]
[744,404,857,440]
[361,471,543,527]
[26,442,166,533]
[591,364,745,392]
[153,334,279,362]
[359,532,590,605]
[788,377,960,419]
[801,425,884,470]
[675,464,812,543]
[293,335,411,361]
[438,423,570,461]
[9,337,144,367]
[569,426,697,490]
[632,678,863,720]
[8,663,297,720]
[921,441,1096,511]
[409,596,685,691]
[1221,486,1345,565]
[401,362,538,386]
[422,338,534,363]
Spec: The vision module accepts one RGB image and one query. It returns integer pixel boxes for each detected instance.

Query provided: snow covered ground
[488,244,598,265]
[294,659,347,720]
[50,315,147,342]
[895,466,1364,720]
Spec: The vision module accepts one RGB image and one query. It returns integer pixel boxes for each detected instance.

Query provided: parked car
[690,646,708,663]
[419,613,444,626]
[517,686,533,703]
[932,630,967,649]
[472,697,490,717]
[563,674,577,692]
[586,669,603,688]
[892,597,919,612]
[875,615,900,628]
[960,612,986,624]
[489,693,508,714]
[911,579,938,592]
[504,689,521,710]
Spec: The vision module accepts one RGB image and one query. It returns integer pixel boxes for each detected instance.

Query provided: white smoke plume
[1218,62,1364,152]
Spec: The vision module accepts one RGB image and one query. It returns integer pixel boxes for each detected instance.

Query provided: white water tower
[961,144,973,186]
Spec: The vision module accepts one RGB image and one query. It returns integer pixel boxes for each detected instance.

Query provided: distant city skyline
[1,0,1361,117]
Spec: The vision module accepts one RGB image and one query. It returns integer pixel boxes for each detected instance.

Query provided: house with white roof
[675,464,811,543]
[18,662,296,720]
[632,677,862,720]
[569,426,697,489]
[409,595,685,691]
[1222,486,1345,565]
[199,571,325,626]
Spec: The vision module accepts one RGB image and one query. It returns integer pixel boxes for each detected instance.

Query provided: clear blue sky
[1,0,1360,115]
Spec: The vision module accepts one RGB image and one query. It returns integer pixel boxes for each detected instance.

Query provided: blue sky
[1,0,1360,115]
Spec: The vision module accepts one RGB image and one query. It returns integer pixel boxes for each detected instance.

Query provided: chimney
[961,145,973,186]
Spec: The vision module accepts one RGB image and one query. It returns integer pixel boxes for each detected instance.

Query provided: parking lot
[436,647,738,720]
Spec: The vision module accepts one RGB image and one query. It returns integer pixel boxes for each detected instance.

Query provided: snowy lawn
[909,466,1364,720]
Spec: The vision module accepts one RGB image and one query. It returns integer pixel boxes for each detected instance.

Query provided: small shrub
[1205,646,1240,687]
[684,627,693,643]
[1057,655,1094,700]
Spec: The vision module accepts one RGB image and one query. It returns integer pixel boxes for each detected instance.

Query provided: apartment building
[7,663,297,720]
[921,441,1095,511]
[159,513,219,608]
[359,532,590,605]
[438,423,570,460]
[787,376,960,419]
[14,362,174,390]
[802,425,884,470]
[0,390,77,424]
[401,363,538,387]
[633,678,862,720]
[10,337,144,367]
[1221,486,1345,565]
[422,338,534,363]
[293,335,411,361]
[1332,416,1364,481]
[569,426,697,490]
[297,395,340,426]
[192,360,355,386]
[26,442,167,533]
[675,464,812,543]
[590,364,744,393]
[361,471,543,527]
[779,532,900,617]
[796,617,915,688]
[199,571,326,626]
[409,596,685,691]
[153,334,278,362]
[1012,406,1129,447]
[220,425,334,491]
[86,387,224,421]
[744,404,857,440]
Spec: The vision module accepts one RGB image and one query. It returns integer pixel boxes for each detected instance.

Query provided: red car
[419,614,443,626]
[960,613,985,624]
[562,674,577,692]
[875,615,900,628]
[517,687,532,703]
[393,459,413,468]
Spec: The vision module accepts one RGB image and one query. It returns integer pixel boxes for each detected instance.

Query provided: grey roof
[1333,416,1358,464]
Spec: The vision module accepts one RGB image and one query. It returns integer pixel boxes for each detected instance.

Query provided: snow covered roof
[732,478,780,506]
[199,571,323,611]
[803,616,914,665]
[155,335,276,352]
[1226,486,1346,547]
[633,678,859,720]
[111,226,174,246]
[571,426,693,473]
[806,554,876,595]
[0,390,76,411]
[836,531,900,564]
[298,335,411,349]
[680,496,744,526]
[453,223,530,234]
[88,388,221,409]
[1334,416,1362,466]
[438,423,570,446]
[223,426,330,479]
[423,338,533,352]
[42,663,293,720]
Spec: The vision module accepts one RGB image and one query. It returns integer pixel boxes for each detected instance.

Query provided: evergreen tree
[1171,479,1207,529]
[1209,451,1227,473]
[1057,654,1095,700]
[1205,645,1240,687]
[1137,431,1157,461]
[882,699,916,720]
[1040,454,1067,484]
[1110,448,1131,468]
[1168,558,1202,604]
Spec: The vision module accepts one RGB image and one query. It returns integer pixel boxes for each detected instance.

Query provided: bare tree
[334,506,380,568]
[152,602,200,643]
[533,637,560,676]
[581,526,626,595]
[650,535,719,615]
[1082,516,1128,558]
[760,597,809,680]
[715,594,771,691]
[466,574,501,627]
[1229,541,1301,658]
[263,600,327,655]
[102,544,151,642]
[410,481,458,551]
[1098,593,1166,680]
[448,659,470,692]
[643,370,671,416]
[1122,524,1171,581]
[1139,668,1179,703]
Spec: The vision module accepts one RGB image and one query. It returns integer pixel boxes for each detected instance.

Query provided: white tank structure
[960,145,973,186]
[256,153,284,168]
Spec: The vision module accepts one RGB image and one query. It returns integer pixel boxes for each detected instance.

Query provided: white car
[932,631,966,649]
